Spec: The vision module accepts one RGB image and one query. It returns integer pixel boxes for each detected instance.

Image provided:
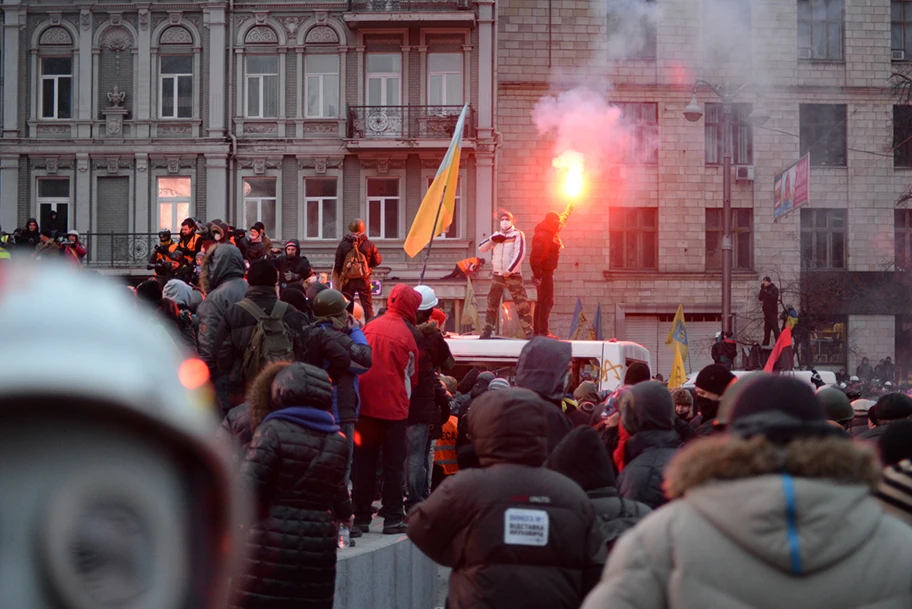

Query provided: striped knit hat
[488,378,511,392]
[875,459,912,526]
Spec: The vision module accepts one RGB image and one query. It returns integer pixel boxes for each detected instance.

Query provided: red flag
[764,326,793,373]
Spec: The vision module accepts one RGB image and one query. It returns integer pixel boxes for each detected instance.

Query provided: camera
[233,228,246,240]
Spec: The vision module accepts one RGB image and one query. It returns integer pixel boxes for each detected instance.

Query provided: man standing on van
[758,276,781,346]
[333,218,382,319]
[530,204,573,338]
[478,210,533,339]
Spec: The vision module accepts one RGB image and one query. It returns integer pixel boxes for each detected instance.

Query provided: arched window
[158,26,194,119]
[38,27,74,119]
[243,27,280,119]
[303,26,341,119]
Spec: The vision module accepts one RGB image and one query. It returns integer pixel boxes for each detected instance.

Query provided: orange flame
[553,150,586,200]
[502,303,513,322]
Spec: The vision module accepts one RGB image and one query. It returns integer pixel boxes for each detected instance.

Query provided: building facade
[0,0,497,327]
[497,0,912,379]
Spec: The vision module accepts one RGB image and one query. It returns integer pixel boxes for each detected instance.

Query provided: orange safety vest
[434,416,459,475]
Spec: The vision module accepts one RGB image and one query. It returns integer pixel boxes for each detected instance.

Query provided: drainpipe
[226,0,237,226]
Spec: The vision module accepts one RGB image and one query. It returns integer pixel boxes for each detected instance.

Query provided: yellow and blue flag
[668,343,687,389]
[665,304,688,362]
[404,104,468,257]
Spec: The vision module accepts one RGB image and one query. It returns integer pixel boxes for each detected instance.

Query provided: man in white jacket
[478,210,533,339]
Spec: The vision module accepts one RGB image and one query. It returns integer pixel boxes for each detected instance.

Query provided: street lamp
[683,81,766,335]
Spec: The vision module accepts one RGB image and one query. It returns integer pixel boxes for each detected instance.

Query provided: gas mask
[0,262,245,609]
[500,220,512,232]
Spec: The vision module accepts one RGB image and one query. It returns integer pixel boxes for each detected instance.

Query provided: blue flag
[594,303,603,340]
[569,297,583,339]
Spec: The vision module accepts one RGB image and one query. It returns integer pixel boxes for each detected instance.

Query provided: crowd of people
[0,216,86,264]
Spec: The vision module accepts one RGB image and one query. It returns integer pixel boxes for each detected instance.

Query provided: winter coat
[245,239,268,263]
[515,337,574,453]
[306,321,372,424]
[196,245,248,371]
[856,363,875,382]
[580,434,912,609]
[479,226,526,276]
[408,388,606,609]
[530,211,570,278]
[19,219,40,249]
[616,429,681,509]
[359,285,421,420]
[333,233,381,279]
[216,403,253,462]
[408,320,455,426]
[274,239,314,285]
[232,414,349,609]
[758,283,780,316]
[546,427,651,554]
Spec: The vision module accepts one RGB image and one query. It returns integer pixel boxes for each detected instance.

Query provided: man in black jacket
[530,204,573,338]
[514,336,574,453]
[273,239,313,289]
[213,260,350,408]
[758,276,781,346]
[332,219,382,319]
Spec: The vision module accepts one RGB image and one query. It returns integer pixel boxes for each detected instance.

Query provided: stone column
[475,152,494,248]
[135,8,152,138]
[134,153,149,233]
[206,7,227,138]
[76,9,93,138]
[1,5,22,139]
[206,154,228,221]
[475,0,495,139]
[75,154,91,231]
[0,155,19,230]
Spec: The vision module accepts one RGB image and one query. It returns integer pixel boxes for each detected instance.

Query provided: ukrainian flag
[665,304,689,362]
[404,104,468,258]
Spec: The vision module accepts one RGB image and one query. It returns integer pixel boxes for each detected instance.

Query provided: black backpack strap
[237,298,268,321]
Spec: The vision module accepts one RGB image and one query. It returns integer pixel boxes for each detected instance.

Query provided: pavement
[334,515,438,609]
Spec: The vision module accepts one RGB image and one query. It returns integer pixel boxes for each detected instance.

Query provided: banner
[665,304,689,363]
[668,343,687,389]
[773,154,810,221]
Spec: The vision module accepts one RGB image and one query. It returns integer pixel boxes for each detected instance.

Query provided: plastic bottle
[338,525,351,549]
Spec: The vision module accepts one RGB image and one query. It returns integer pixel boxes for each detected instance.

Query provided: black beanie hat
[135,279,163,306]
[624,361,651,386]
[875,393,912,422]
[545,426,616,491]
[280,288,308,313]
[695,364,736,396]
[247,260,278,287]
[878,420,912,467]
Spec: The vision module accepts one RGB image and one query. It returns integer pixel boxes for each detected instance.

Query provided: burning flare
[553,150,585,200]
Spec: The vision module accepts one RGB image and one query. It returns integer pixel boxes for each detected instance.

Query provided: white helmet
[0,261,244,609]
[67,229,79,238]
[852,399,876,413]
[414,284,439,311]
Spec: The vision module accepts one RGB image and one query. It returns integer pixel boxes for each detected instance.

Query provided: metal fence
[347,105,473,140]
[81,232,159,268]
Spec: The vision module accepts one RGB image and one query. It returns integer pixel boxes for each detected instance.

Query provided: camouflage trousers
[483,274,534,338]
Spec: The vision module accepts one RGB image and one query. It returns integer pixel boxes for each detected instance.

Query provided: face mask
[500,220,511,231]
[694,395,720,420]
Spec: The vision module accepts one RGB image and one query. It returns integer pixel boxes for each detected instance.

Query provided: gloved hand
[490,233,506,244]
[533,277,542,287]
[284,271,298,282]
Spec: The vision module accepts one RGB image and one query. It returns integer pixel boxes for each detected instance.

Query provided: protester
[691,364,735,436]
[856,392,912,441]
[546,427,651,554]
[135,278,196,351]
[274,238,313,289]
[19,217,40,250]
[232,363,350,609]
[582,374,912,609]
[487,377,512,392]
[758,276,780,346]
[710,330,737,370]
[573,380,601,424]
[408,388,606,609]
[850,398,876,437]
[615,381,682,509]
[177,217,202,265]
[352,284,420,534]
[478,210,533,339]
[671,388,694,422]
[856,356,875,383]
[514,336,574,452]
[62,230,86,264]
[530,203,574,338]
[244,222,271,263]
[333,219,381,319]
[817,386,854,432]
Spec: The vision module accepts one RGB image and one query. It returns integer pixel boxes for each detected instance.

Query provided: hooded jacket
[580,434,912,609]
[408,389,606,609]
[515,337,574,453]
[305,318,372,424]
[408,319,455,427]
[615,381,682,509]
[359,284,420,420]
[196,244,248,371]
[333,233,381,279]
[546,427,651,554]
[530,210,570,278]
[274,239,314,284]
[479,226,525,276]
[20,218,40,248]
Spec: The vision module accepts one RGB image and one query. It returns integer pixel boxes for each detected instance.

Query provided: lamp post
[683,81,769,335]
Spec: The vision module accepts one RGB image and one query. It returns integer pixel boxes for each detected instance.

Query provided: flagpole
[418,183,447,284]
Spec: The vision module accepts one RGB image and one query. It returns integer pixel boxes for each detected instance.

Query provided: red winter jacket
[360,284,421,420]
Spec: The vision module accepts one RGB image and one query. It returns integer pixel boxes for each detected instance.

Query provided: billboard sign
[773,154,810,221]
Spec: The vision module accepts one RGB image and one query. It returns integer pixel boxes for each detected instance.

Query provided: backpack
[236,299,295,380]
[341,240,369,281]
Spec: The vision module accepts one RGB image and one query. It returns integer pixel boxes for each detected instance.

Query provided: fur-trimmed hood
[665,435,883,575]
[199,243,245,295]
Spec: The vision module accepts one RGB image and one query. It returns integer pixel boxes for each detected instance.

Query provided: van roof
[445,336,650,363]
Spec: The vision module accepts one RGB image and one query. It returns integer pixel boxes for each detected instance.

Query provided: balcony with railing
[344,0,474,25]
[81,232,160,269]
[347,105,473,146]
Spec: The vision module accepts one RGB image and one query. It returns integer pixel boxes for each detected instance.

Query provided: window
[366,54,401,106]
[705,103,754,165]
[157,177,191,233]
[799,104,846,167]
[243,178,277,236]
[706,209,753,271]
[428,53,463,106]
[37,178,70,232]
[801,209,846,269]
[40,57,72,119]
[367,178,400,239]
[425,176,461,239]
[896,210,912,271]
[160,55,193,118]
[304,178,338,240]
[606,0,656,59]
[245,56,279,118]
[798,0,844,60]
[305,54,339,118]
[895,106,912,167]
[807,317,847,367]
[893,1,912,60]
[609,208,657,270]
[614,103,658,164]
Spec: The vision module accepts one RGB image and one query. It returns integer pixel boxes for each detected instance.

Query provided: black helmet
[169,250,184,262]
[348,218,366,234]
[158,228,172,241]
[312,289,348,318]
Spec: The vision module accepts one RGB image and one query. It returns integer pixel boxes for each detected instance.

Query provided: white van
[681,369,838,390]
[444,336,652,393]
